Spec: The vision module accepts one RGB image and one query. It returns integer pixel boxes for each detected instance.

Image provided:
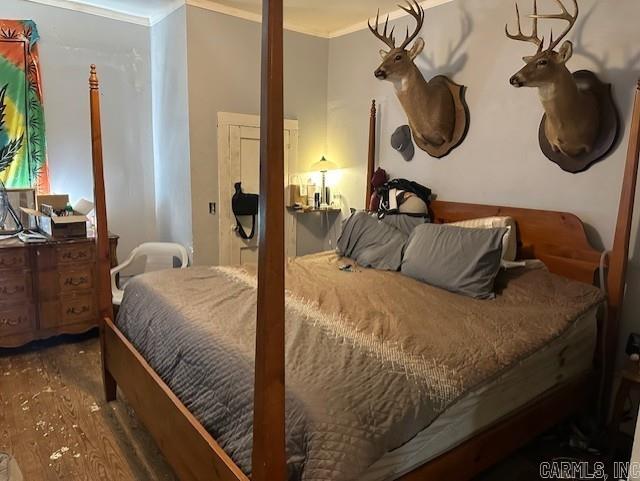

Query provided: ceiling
[30,0,453,37]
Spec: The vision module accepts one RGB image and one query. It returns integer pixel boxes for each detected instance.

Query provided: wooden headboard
[429,200,601,285]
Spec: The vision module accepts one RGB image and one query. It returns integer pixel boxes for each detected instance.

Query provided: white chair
[111,242,189,306]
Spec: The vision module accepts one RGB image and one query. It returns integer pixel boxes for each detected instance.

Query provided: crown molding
[149,0,184,26]
[185,0,331,38]
[185,0,455,39]
[23,0,152,26]
[21,0,456,37]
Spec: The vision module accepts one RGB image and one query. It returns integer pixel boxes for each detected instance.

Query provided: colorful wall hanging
[0,20,49,191]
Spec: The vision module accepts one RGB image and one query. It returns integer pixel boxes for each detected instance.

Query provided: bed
[113,253,603,480]
[87,2,640,478]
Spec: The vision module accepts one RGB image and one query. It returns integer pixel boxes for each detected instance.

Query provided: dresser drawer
[59,266,94,293]
[0,303,35,337]
[57,244,94,265]
[61,295,96,324]
[0,270,32,301]
[39,294,96,329]
[0,249,27,270]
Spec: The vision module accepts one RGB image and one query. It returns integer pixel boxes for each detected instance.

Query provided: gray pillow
[337,211,408,270]
[380,214,429,236]
[401,223,507,299]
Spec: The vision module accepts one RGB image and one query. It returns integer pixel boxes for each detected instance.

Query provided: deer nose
[510,75,523,87]
[374,68,387,80]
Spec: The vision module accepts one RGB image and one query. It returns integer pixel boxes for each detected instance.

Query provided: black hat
[391,125,415,161]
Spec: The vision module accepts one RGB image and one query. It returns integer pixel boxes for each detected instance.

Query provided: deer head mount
[369,1,469,159]
[506,0,619,172]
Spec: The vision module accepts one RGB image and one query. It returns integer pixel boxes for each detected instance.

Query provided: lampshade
[310,156,338,172]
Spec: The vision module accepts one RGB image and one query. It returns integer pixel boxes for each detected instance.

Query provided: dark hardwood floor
[0,331,177,481]
[1,333,630,481]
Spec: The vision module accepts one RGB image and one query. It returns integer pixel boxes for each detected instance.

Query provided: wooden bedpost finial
[89,65,99,90]
[366,99,378,209]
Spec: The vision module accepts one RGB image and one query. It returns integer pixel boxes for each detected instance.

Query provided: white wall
[327,0,640,357]
[186,6,329,265]
[3,0,156,259]
[151,6,193,254]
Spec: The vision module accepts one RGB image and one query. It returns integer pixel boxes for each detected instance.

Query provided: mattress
[117,255,604,481]
[362,306,598,481]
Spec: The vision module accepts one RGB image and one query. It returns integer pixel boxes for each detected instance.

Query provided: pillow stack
[337,211,518,299]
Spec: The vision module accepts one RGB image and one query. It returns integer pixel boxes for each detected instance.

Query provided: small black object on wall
[231,182,259,240]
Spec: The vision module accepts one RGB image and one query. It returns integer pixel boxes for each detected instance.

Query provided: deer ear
[379,49,389,59]
[522,55,535,63]
[557,41,573,63]
[408,38,425,60]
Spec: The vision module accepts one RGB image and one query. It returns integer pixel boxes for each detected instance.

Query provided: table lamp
[310,156,338,208]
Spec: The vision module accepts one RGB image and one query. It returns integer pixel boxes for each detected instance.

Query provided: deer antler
[530,0,578,52]
[398,0,425,50]
[369,1,425,51]
[505,0,544,53]
[368,10,397,50]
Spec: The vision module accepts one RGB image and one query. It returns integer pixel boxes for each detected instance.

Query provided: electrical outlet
[626,333,640,356]
[209,202,216,215]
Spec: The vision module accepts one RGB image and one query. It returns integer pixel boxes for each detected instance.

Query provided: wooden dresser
[0,235,118,348]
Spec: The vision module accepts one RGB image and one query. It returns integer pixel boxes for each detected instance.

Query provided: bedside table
[287,207,342,256]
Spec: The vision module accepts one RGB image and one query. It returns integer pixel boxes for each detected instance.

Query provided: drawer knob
[0,286,24,295]
[63,251,88,261]
[0,316,25,327]
[0,257,18,267]
[64,277,88,287]
[66,306,90,316]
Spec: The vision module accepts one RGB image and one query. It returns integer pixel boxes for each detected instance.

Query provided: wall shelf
[286,206,341,215]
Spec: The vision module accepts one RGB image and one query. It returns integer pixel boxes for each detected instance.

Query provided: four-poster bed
[88,2,640,477]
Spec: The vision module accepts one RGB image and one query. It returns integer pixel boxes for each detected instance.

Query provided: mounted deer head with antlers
[506,0,607,162]
[369,1,469,158]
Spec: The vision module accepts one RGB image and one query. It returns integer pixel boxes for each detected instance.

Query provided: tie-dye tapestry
[0,20,49,191]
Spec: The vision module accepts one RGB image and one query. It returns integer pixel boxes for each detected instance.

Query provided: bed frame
[88,1,640,477]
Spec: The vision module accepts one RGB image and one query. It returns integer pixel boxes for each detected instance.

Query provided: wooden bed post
[252,0,286,479]
[366,100,377,210]
[89,65,116,402]
[606,80,640,397]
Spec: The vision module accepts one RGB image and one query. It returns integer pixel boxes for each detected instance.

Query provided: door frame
[217,112,298,265]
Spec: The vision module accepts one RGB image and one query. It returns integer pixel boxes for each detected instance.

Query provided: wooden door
[218,113,298,265]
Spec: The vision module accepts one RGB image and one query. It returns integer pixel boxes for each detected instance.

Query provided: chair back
[131,242,189,273]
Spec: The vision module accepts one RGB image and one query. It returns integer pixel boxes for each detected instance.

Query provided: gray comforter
[117,253,603,481]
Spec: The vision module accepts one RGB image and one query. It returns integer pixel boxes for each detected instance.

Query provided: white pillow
[448,216,517,262]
